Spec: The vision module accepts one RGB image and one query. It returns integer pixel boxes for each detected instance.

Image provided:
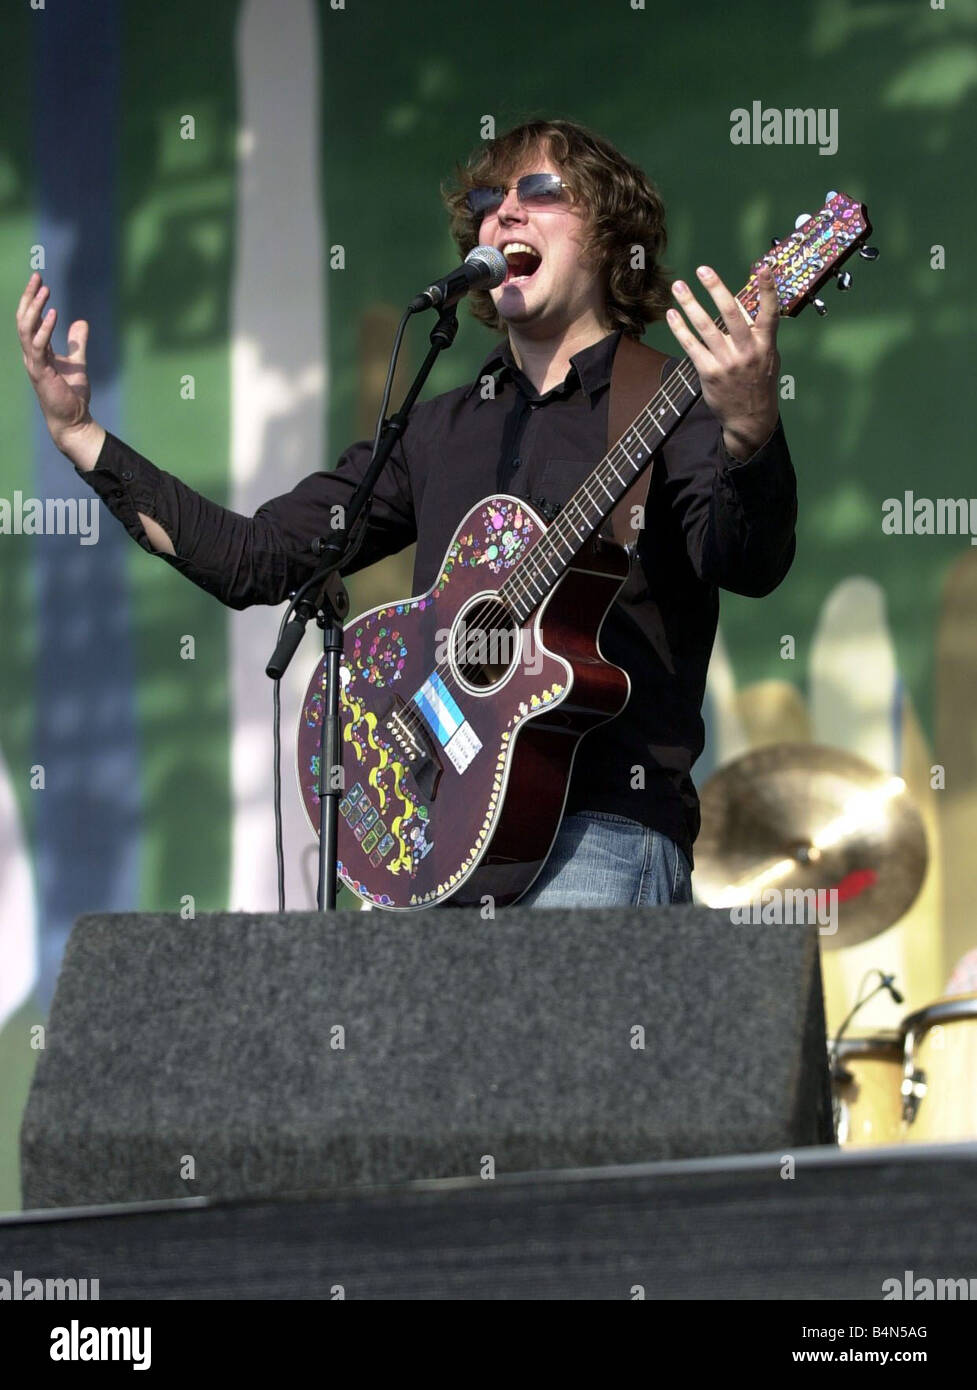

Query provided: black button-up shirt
[81,328,797,864]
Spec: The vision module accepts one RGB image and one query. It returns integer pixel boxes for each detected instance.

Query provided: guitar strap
[604,334,671,548]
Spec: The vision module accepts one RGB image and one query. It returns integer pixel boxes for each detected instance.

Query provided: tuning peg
[794,213,812,230]
[858,245,880,261]
[811,296,828,316]
[836,271,853,291]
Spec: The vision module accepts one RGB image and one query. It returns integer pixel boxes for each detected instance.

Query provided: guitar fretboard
[492,183,871,621]
[498,351,705,621]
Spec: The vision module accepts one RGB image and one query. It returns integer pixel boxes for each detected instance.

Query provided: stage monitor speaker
[20,907,833,1209]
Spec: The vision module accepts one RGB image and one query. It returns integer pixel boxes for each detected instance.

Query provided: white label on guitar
[414,671,462,743]
[413,671,482,773]
[444,720,482,774]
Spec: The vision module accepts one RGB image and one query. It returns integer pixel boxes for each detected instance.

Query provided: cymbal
[695,743,928,949]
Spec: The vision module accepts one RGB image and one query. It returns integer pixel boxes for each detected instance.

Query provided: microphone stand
[828,972,903,1153]
[829,969,904,1080]
[265,303,460,911]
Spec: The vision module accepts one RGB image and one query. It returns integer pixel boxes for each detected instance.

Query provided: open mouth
[502,242,543,284]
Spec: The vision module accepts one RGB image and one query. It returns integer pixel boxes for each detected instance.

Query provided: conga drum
[900,993,977,1143]
[830,1033,903,1147]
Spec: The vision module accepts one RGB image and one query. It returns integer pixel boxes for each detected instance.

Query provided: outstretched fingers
[669,277,729,355]
[664,303,709,372]
[17,277,56,370]
[694,266,757,345]
[16,271,43,322]
[30,303,57,371]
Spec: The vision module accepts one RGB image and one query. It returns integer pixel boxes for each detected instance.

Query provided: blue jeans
[517,810,693,908]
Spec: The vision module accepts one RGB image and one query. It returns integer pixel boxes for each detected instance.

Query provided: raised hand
[666,263,781,461]
[16,272,96,450]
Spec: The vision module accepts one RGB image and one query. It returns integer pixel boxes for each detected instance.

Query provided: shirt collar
[464,328,623,402]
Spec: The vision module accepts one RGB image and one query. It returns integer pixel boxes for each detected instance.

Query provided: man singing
[16,118,795,909]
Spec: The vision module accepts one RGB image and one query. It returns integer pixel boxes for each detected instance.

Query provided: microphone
[409,245,507,312]
[879,973,904,1005]
[830,969,905,1065]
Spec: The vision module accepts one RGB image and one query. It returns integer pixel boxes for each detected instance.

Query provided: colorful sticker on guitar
[413,671,463,744]
[414,671,483,773]
[351,624,407,688]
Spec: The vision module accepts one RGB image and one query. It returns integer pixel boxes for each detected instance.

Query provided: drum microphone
[830,969,904,1063]
[879,973,904,1005]
[409,245,508,312]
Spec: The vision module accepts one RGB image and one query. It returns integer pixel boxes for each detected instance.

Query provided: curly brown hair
[442,118,670,339]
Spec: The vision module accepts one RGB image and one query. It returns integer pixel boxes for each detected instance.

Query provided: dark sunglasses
[465,172,569,221]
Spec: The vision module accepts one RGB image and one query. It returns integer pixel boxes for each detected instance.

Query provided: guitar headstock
[740,191,875,319]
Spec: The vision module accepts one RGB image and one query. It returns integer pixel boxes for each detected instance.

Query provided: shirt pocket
[528,456,600,524]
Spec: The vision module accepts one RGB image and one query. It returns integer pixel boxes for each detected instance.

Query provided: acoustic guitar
[297,192,874,910]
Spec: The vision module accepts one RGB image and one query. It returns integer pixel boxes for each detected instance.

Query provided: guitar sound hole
[453,599,521,688]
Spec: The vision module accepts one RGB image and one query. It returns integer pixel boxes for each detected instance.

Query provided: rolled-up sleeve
[80,429,417,610]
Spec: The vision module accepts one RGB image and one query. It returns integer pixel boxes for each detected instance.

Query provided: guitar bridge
[379,694,443,803]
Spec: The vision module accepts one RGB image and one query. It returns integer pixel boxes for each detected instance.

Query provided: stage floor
[2,1140,974,1299]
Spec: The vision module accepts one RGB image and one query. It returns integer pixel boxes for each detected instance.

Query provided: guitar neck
[496,184,875,623]
[499,339,718,623]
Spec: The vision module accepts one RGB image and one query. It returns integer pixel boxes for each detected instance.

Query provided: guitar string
[377,303,745,753]
[427,261,812,681]
[387,302,742,734]
[376,350,706,754]
[341,218,853,759]
[425,280,777,686]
